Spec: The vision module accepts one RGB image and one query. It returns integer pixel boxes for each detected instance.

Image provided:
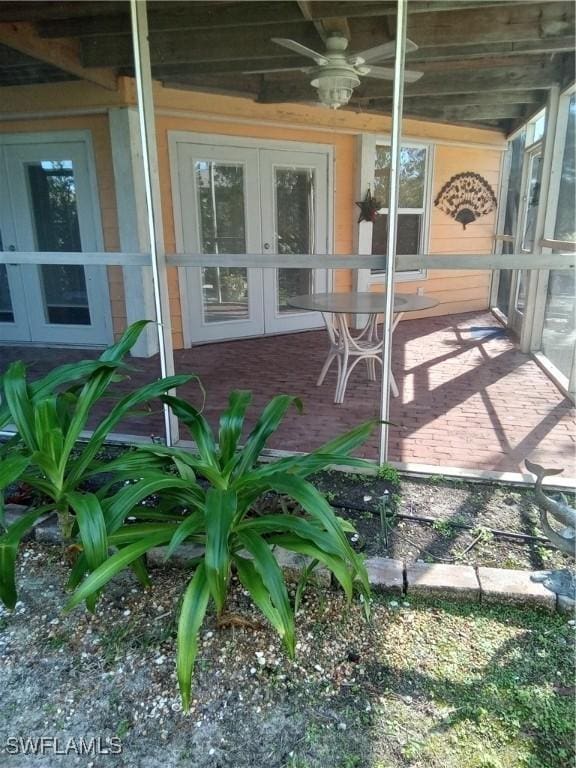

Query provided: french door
[0,135,112,345]
[171,135,330,344]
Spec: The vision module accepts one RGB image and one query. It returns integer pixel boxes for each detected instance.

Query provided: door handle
[263,242,271,250]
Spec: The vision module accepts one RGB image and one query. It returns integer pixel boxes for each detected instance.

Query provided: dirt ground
[0,544,574,768]
[312,472,573,572]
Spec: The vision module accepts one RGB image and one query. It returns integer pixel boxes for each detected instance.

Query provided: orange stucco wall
[1,78,506,347]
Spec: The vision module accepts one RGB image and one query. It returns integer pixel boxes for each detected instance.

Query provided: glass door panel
[196,161,249,324]
[0,265,14,323]
[261,150,328,334]
[3,140,112,345]
[276,167,315,314]
[174,142,264,343]
[26,160,91,326]
[541,270,576,379]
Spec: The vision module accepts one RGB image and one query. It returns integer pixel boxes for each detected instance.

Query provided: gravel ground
[0,542,574,768]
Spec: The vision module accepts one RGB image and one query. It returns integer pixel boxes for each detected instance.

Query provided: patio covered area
[1,310,573,476]
[0,0,574,481]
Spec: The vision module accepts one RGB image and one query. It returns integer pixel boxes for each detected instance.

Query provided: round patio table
[288,291,439,403]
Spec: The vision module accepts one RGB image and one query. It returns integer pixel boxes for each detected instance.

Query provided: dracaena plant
[0,321,195,609]
[66,390,376,711]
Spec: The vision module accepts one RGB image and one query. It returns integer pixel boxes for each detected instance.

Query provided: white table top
[288,291,439,315]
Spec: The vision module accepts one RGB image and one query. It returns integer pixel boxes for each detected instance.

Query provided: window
[370,143,428,276]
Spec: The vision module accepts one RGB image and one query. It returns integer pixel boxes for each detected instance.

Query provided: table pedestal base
[317,312,401,404]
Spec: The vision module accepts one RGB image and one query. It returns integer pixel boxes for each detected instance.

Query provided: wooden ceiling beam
[403,104,530,120]
[257,62,562,103]
[406,36,576,61]
[0,2,128,24]
[374,90,544,107]
[35,1,544,38]
[404,2,574,48]
[80,21,344,68]
[0,20,117,90]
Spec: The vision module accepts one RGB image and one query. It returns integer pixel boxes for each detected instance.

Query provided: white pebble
[209,748,215,756]
[155,655,166,665]
[250,667,257,675]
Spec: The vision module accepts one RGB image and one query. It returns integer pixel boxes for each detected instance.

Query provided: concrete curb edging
[7,505,574,615]
[369,557,570,614]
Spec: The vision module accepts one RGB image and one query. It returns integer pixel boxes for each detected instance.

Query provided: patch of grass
[431,518,458,537]
[367,597,575,768]
[377,464,401,485]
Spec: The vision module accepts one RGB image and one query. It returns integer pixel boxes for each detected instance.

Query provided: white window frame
[355,134,433,292]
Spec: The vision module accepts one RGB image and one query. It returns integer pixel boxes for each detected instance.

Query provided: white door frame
[169,131,333,347]
[0,131,112,346]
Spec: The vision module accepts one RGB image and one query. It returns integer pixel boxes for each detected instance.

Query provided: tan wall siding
[0,114,127,339]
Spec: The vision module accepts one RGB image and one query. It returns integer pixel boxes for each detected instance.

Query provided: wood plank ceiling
[0,0,574,134]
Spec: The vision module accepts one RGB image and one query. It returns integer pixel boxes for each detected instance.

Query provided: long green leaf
[66,529,174,611]
[218,390,251,468]
[236,529,294,656]
[0,454,29,493]
[268,534,353,602]
[165,513,205,560]
[107,523,180,546]
[99,320,150,362]
[233,395,302,478]
[239,514,348,560]
[67,492,108,573]
[3,362,37,452]
[67,374,195,487]
[161,395,218,469]
[0,504,52,608]
[177,563,211,712]
[102,475,194,534]
[264,473,370,596]
[204,488,236,614]
[234,554,285,638]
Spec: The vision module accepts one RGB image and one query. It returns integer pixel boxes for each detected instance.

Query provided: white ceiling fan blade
[271,38,328,65]
[364,65,423,83]
[243,66,312,75]
[352,38,418,65]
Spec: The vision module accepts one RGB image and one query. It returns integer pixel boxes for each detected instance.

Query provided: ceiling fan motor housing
[310,65,361,109]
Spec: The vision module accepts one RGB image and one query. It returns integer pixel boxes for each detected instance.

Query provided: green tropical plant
[0,321,196,608]
[66,390,377,710]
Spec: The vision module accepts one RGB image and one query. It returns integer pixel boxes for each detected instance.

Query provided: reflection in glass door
[0,138,112,345]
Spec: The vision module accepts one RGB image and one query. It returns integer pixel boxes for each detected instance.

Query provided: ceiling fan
[250,34,423,109]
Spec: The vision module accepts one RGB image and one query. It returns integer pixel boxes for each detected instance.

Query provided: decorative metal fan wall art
[434,172,497,229]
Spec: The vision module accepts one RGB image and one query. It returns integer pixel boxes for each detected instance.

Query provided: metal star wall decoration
[356,188,383,224]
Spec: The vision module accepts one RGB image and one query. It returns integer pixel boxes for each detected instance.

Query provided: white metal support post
[129,0,178,444]
[378,0,408,466]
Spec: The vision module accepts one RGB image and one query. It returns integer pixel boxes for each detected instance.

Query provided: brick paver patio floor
[1,311,574,477]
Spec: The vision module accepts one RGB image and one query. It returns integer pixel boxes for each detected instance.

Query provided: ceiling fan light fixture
[311,71,360,109]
